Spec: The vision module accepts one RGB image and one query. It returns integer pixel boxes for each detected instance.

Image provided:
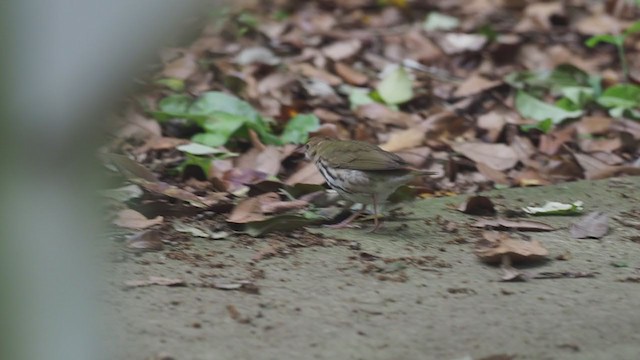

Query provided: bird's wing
[322,141,410,171]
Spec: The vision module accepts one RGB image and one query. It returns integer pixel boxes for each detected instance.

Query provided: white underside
[325,167,412,205]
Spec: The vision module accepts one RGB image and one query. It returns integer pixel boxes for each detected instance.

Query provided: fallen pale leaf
[452,142,518,171]
[125,230,164,252]
[114,209,163,229]
[570,211,609,239]
[475,231,549,264]
[472,218,555,232]
[523,201,583,215]
[124,276,185,288]
[380,128,425,152]
[453,74,501,98]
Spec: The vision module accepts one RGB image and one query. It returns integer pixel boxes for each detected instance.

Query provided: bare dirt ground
[108,177,640,360]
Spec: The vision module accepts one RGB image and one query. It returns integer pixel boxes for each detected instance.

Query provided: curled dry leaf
[475,231,549,264]
[476,162,511,186]
[227,192,280,224]
[124,276,185,288]
[125,230,164,252]
[139,180,209,208]
[261,199,309,214]
[235,146,282,177]
[472,218,555,232]
[570,211,609,239]
[355,103,418,128]
[436,33,487,54]
[452,74,501,98]
[285,162,326,185]
[334,62,368,86]
[162,53,198,80]
[451,142,518,171]
[114,209,164,230]
[458,196,496,216]
[380,127,426,152]
[321,39,362,61]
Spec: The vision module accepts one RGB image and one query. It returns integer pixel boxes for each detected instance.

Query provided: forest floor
[108,176,640,360]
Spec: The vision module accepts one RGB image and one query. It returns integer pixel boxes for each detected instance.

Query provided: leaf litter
[104,1,640,288]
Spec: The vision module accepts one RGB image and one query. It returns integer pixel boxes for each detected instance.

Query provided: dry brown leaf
[235,146,282,177]
[313,108,343,123]
[116,110,162,140]
[477,112,507,143]
[322,39,362,61]
[476,162,511,185]
[227,192,280,224]
[139,181,208,208]
[286,162,326,185]
[570,211,609,239]
[355,103,418,127]
[290,63,342,86]
[380,128,426,152]
[133,137,190,155]
[453,74,501,98]
[436,33,487,54]
[579,137,623,153]
[515,2,564,32]
[125,230,164,252]
[396,147,432,168]
[451,142,518,171]
[257,72,296,94]
[575,13,628,35]
[573,153,616,180]
[261,199,309,214]
[475,231,549,264]
[124,276,185,288]
[334,62,368,85]
[576,116,613,135]
[162,53,198,80]
[538,125,576,155]
[472,218,555,232]
[114,209,164,229]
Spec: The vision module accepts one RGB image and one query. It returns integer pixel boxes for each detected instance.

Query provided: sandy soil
[108,177,640,360]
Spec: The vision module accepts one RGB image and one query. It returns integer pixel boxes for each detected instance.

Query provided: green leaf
[176,153,211,177]
[596,84,640,110]
[505,65,590,95]
[523,201,584,215]
[423,12,459,32]
[376,66,414,105]
[347,87,376,109]
[152,94,193,121]
[520,119,554,134]
[154,78,185,92]
[560,86,594,107]
[624,21,640,36]
[478,24,498,42]
[515,91,583,124]
[191,133,228,147]
[177,143,230,156]
[189,91,259,121]
[280,114,320,144]
[199,112,248,146]
[585,34,624,47]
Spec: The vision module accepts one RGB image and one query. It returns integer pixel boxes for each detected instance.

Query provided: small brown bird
[305,137,434,231]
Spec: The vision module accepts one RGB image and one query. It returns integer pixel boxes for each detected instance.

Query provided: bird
[305,136,434,232]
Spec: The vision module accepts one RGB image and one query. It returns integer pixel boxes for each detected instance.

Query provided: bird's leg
[325,209,362,229]
[370,193,382,233]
